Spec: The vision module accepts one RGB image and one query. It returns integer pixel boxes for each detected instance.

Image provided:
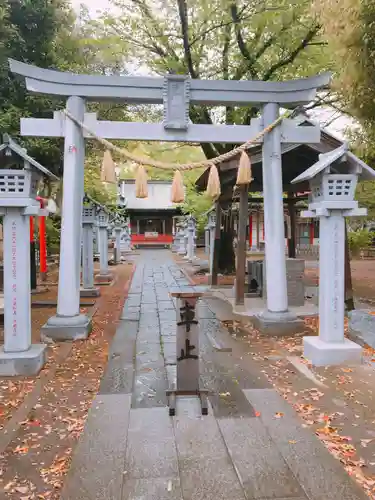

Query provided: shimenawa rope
[63,107,296,171]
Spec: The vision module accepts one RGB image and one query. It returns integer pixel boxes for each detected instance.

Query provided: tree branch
[230,1,257,79]
[262,24,321,81]
[176,0,198,78]
[130,0,181,67]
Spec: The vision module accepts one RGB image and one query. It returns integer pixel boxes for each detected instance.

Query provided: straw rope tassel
[236,151,252,185]
[135,164,148,198]
[171,170,185,203]
[101,150,116,184]
[206,164,221,199]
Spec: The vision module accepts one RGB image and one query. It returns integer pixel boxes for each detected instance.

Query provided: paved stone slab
[161,334,176,344]
[218,417,304,499]
[179,456,246,500]
[158,300,176,310]
[99,358,134,395]
[122,477,183,500]
[124,293,142,308]
[109,321,138,360]
[174,411,228,460]
[348,309,375,348]
[61,394,131,500]
[125,408,179,478]
[163,342,176,365]
[201,364,256,419]
[121,305,140,321]
[244,389,368,500]
[100,321,137,394]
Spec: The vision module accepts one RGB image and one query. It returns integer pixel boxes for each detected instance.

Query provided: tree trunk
[218,207,236,274]
[344,221,355,311]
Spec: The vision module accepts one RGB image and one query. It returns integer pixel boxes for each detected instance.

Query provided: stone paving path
[61,250,367,500]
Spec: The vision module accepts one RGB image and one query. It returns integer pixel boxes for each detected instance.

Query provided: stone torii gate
[9,58,330,337]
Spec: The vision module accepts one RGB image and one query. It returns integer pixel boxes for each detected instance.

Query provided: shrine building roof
[195,117,348,199]
[119,179,180,211]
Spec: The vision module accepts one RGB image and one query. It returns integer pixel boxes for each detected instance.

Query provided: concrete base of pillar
[252,310,305,336]
[41,313,92,341]
[0,344,47,376]
[80,287,100,298]
[303,336,362,367]
[95,272,113,284]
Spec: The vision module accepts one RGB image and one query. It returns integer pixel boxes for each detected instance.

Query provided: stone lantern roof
[0,135,58,180]
[291,143,375,185]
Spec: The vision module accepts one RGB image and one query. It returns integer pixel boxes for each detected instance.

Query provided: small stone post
[183,222,189,259]
[186,217,195,262]
[204,224,209,254]
[114,223,122,264]
[80,197,100,298]
[96,208,112,283]
[208,213,216,276]
[121,224,132,252]
[93,226,99,255]
[177,226,186,255]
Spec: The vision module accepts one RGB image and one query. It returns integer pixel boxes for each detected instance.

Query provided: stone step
[61,394,131,500]
[244,388,368,500]
[218,417,305,499]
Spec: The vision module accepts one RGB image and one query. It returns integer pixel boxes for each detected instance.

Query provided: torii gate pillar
[42,96,92,341]
[252,103,304,334]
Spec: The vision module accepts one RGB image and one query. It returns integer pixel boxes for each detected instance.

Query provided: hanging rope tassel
[101,150,117,184]
[135,164,148,198]
[236,151,252,185]
[206,164,221,199]
[171,170,185,203]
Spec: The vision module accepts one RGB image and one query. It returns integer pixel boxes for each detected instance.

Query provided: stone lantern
[81,194,100,297]
[120,223,132,253]
[186,216,196,262]
[0,135,58,375]
[175,223,185,255]
[291,143,375,366]
[177,220,187,255]
[112,212,125,264]
[96,207,112,282]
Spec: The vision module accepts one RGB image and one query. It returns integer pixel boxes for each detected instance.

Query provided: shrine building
[118,179,181,248]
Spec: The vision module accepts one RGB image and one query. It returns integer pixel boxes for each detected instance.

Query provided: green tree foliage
[0,0,81,174]
[101,0,332,156]
[316,0,375,217]
[348,229,372,256]
[315,0,375,129]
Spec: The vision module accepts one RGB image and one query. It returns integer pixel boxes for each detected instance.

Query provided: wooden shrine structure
[118,179,181,248]
[196,117,346,306]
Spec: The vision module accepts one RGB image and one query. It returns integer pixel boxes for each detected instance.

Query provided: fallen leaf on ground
[274,412,284,419]
[14,486,29,494]
[360,438,375,448]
